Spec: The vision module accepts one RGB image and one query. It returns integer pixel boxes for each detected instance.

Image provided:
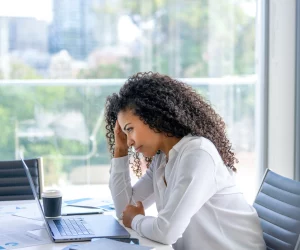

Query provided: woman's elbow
[157,237,177,245]
[155,231,179,245]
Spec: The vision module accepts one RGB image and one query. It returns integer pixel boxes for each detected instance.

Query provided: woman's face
[117,109,163,157]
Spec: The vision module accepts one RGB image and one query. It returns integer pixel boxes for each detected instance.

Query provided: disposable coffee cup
[42,190,62,218]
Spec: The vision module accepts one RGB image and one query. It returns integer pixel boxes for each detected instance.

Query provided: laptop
[21,157,130,243]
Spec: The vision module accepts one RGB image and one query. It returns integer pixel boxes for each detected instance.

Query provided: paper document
[65,198,115,211]
[0,215,50,249]
[0,230,51,249]
[0,216,44,234]
[13,206,43,221]
[0,203,35,217]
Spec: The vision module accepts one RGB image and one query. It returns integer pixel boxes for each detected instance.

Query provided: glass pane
[0,0,257,201]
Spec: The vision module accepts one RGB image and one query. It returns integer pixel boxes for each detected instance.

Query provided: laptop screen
[20,157,54,240]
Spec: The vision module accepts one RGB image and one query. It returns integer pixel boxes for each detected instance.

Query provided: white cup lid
[42,189,62,198]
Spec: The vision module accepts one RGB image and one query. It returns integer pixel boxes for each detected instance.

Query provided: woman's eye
[127,128,133,133]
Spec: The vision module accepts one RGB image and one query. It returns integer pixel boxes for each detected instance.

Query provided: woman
[105,72,265,250]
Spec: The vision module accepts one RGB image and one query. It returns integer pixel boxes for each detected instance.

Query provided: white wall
[268,0,296,178]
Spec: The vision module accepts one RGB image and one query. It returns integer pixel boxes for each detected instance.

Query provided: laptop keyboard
[53,218,94,236]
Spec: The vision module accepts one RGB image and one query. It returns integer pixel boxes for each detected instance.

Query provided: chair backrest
[0,158,44,201]
[253,169,300,250]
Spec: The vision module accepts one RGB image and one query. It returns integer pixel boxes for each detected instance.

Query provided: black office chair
[0,158,44,201]
[253,169,300,250]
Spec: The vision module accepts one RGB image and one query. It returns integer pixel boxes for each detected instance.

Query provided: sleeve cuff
[131,214,144,232]
[110,156,129,173]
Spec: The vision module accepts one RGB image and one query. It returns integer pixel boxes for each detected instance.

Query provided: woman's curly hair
[105,72,238,177]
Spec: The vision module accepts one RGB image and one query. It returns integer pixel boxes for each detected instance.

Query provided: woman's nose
[127,137,134,147]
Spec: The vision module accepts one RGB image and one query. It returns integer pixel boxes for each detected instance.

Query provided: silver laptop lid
[20,157,54,241]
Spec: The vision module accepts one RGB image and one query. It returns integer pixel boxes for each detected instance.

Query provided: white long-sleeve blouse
[109,135,265,250]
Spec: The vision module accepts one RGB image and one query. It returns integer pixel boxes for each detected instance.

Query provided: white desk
[0,200,173,250]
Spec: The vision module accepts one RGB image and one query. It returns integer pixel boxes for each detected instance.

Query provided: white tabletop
[0,200,173,250]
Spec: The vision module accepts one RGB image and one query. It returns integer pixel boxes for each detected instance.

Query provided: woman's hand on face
[122,201,145,228]
[114,120,128,157]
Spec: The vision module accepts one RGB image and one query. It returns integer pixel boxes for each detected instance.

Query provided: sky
[0,0,52,22]
[0,0,256,23]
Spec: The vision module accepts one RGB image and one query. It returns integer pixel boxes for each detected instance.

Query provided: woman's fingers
[114,120,121,133]
[113,120,128,157]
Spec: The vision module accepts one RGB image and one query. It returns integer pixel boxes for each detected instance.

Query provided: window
[0,0,257,201]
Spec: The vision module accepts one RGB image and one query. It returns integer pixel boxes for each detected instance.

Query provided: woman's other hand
[123,201,145,228]
[114,120,128,157]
